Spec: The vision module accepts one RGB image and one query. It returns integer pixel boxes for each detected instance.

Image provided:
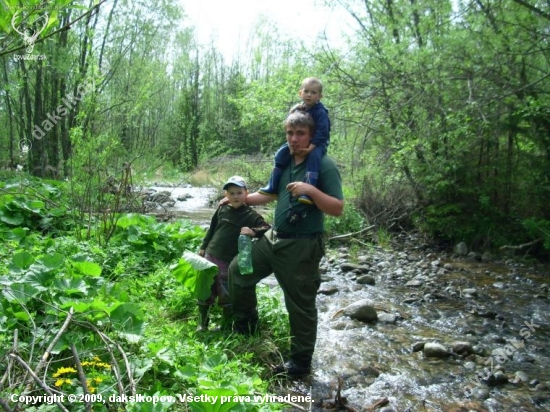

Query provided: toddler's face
[299,83,322,107]
[225,186,247,208]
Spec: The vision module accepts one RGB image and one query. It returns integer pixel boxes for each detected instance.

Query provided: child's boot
[220,305,233,331]
[258,167,282,197]
[196,305,210,332]
[298,172,318,205]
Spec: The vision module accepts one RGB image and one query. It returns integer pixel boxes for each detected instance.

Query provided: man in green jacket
[228,108,344,378]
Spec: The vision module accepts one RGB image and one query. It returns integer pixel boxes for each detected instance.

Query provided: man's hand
[286,181,344,217]
[286,181,313,199]
[198,249,205,257]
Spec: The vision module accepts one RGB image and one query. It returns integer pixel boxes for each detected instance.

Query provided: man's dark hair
[284,108,315,135]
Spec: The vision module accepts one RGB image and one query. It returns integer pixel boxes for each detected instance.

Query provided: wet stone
[451,341,474,355]
[356,274,376,285]
[405,279,423,287]
[412,342,425,352]
[343,299,378,323]
[318,285,338,295]
[515,370,529,383]
[340,262,370,273]
[377,312,398,324]
[423,342,450,358]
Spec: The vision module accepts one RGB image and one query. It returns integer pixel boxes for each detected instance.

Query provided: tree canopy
[1,0,549,253]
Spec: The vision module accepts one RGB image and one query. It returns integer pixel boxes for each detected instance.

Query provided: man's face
[224,185,247,208]
[286,125,312,154]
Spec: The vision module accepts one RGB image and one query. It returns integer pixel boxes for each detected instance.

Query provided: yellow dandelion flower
[52,367,78,378]
[54,378,73,387]
[94,377,103,383]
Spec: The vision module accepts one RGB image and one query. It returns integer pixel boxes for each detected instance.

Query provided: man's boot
[233,315,259,336]
[298,172,318,205]
[258,167,282,196]
[196,305,210,332]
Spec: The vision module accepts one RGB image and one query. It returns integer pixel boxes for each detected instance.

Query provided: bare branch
[499,238,543,250]
[9,354,69,412]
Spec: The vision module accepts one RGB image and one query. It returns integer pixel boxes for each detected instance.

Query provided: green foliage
[0,177,289,411]
[522,218,550,251]
[0,177,71,235]
[109,214,204,265]
[324,202,366,239]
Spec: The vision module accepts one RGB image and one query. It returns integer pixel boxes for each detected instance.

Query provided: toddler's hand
[240,227,255,237]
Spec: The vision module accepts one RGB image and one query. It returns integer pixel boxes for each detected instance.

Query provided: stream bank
[148,185,550,411]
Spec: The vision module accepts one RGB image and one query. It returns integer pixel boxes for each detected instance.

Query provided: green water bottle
[238,234,253,275]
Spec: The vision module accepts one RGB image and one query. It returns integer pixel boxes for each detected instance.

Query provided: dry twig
[9,353,69,412]
[328,225,376,241]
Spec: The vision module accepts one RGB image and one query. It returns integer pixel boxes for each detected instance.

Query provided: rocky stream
[148,185,550,412]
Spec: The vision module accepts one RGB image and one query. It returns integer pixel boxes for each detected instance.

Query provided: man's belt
[275,231,320,239]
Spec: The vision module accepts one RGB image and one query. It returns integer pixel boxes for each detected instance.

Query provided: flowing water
[154,186,550,411]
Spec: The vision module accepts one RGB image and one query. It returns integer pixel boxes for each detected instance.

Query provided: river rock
[454,242,468,255]
[514,370,529,383]
[451,341,473,355]
[340,262,370,273]
[462,288,477,296]
[423,342,450,358]
[377,312,397,324]
[150,190,172,203]
[343,299,378,323]
[484,370,508,386]
[356,274,376,285]
[405,279,423,287]
[176,193,192,201]
[318,285,339,295]
[481,252,493,262]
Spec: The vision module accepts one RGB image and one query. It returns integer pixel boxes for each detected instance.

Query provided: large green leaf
[37,253,65,270]
[171,252,218,300]
[71,260,102,277]
[10,251,35,271]
[3,282,40,304]
[109,302,145,343]
[0,209,24,226]
[53,277,89,297]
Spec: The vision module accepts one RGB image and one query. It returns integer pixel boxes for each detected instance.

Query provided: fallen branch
[499,238,543,250]
[9,353,69,412]
[0,329,18,389]
[328,225,375,241]
[0,398,14,412]
[71,344,92,412]
[366,397,390,411]
[22,307,74,395]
